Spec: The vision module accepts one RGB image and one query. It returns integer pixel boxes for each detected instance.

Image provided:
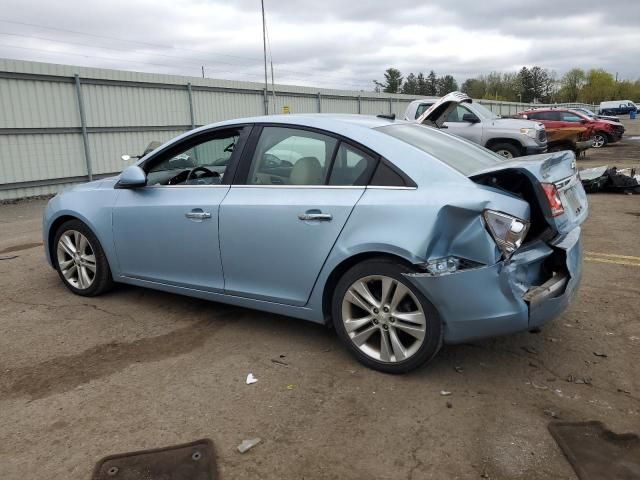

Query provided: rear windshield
[376,123,502,176]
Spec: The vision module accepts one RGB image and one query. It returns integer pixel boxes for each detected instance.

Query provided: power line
[0,18,371,87]
[0,42,371,88]
[0,18,263,62]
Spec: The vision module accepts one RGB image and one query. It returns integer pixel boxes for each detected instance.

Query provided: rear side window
[328,143,377,186]
[370,161,408,186]
[376,123,502,176]
[245,127,337,185]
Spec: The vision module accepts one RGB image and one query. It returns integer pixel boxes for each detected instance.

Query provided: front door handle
[185,209,212,220]
[298,212,332,221]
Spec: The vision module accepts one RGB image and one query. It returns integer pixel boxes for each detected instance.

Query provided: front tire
[53,219,113,296]
[489,142,521,159]
[332,258,443,373]
[592,132,608,148]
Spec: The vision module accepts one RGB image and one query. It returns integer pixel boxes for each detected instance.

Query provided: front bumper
[405,227,583,344]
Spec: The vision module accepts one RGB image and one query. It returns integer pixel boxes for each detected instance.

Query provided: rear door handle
[185,209,212,220]
[298,212,332,221]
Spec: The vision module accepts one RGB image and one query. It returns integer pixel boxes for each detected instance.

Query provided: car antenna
[377,113,396,120]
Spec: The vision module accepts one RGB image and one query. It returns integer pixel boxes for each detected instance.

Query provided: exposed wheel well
[485,138,523,153]
[321,252,415,325]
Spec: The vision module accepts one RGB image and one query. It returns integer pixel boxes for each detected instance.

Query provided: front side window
[561,112,583,122]
[446,105,474,122]
[246,127,337,185]
[146,130,241,186]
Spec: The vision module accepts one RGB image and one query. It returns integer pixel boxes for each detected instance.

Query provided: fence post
[389,97,393,114]
[187,82,195,129]
[263,88,269,115]
[357,95,361,114]
[317,92,322,113]
[74,74,93,182]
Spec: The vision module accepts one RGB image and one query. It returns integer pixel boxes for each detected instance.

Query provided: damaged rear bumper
[404,227,582,344]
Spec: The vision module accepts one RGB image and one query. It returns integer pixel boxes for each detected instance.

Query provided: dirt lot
[1,120,639,480]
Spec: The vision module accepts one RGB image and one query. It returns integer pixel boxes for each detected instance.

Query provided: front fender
[43,186,120,274]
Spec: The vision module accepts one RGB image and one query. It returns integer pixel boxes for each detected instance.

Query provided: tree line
[374,66,640,104]
[374,68,458,96]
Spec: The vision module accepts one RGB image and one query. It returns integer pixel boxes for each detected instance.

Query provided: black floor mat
[91,438,216,480]
[548,421,640,480]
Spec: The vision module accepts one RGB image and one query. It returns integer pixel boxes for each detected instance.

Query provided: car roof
[203,113,404,132]
[139,113,467,187]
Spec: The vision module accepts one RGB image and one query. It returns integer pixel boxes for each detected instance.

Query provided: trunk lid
[470,150,588,237]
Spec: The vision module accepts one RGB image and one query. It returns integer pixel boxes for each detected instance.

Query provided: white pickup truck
[405,93,548,158]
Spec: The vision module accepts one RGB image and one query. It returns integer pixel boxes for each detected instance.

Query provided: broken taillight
[541,183,564,217]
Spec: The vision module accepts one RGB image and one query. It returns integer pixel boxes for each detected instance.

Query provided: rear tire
[489,142,521,159]
[331,258,443,373]
[53,219,113,297]
[592,132,608,148]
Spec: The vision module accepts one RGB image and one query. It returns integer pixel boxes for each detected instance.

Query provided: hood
[594,118,622,127]
[62,179,105,193]
[488,117,544,130]
[415,91,472,127]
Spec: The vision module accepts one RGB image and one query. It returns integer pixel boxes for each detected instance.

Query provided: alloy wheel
[341,275,427,363]
[56,230,97,289]
[495,149,514,159]
[592,134,605,148]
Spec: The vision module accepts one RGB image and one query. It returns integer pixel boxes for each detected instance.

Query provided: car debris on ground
[246,373,258,385]
[237,438,261,454]
[579,166,640,194]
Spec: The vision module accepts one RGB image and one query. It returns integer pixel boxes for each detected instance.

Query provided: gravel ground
[1,120,639,479]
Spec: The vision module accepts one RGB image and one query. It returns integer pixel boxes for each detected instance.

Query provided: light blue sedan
[43,105,587,372]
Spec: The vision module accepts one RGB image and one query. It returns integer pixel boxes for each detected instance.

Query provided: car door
[441,104,483,144]
[112,126,249,291]
[219,125,377,306]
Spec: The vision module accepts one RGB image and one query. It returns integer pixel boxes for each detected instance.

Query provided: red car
[519,108,624,148]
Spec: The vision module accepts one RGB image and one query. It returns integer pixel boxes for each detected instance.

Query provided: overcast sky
[1,0,639,90]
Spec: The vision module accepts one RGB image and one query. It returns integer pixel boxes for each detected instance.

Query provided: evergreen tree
[373,68,403,93]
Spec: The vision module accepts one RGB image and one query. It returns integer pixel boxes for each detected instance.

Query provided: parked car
[43,108,587,373]
[599,100,637,116]
[545,126,593,155]
[572,107,620,123]
[519,107,624,148]
[405,94,547,159]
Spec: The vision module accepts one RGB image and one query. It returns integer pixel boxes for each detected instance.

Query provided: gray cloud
[0,0,638,90]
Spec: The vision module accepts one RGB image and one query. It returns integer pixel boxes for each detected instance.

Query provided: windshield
[471,102,500,119]
[376,123,503,176]
[577,108,596,117]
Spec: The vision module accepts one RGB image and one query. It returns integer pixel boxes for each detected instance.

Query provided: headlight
[519,128,537,139]
[483,210,530,259]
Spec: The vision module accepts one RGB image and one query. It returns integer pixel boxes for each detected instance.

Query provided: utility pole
[201,65,205,78]
[270,59,276,114]
[261,0,269,115]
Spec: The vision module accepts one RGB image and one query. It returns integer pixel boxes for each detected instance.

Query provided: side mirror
[116,165,147,189]
[462,113,480,123]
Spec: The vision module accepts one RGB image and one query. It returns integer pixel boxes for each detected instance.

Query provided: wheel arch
[47,213,109,270]
[485,138,523,152]
[321,251,417,325]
